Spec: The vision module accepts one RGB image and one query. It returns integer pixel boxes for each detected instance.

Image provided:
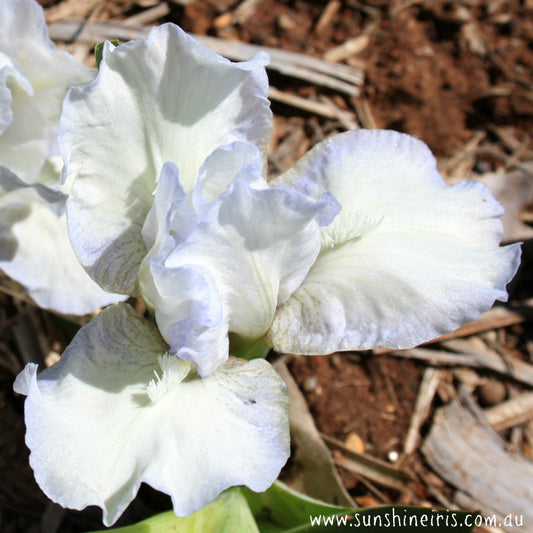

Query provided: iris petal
[0,0,94,182]
[0,165,124,314]
[14,303,289,526]
[63,24,272,295]
[269,130,521,353]
[155,177,335,376]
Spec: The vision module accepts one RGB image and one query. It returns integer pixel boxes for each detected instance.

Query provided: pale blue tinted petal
[138,161,196,310]
[63,24,272,295]
[141,143,273,368]
[0,166,125,314]
[157,179,333,376]
[269,129,521,353]
[151,262,227,377]
[192,141,265,217]
[15,303,288,526]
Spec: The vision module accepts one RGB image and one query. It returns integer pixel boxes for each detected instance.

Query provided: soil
[289,353,423,461]
[179,0,533,159]
[1,0,533,531]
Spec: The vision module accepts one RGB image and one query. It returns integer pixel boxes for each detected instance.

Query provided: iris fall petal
[269,129,521,353]
[14,303,289,526]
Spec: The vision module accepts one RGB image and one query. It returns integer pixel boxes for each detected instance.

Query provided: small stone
[345,432,365,454]
[213,12,233,30]
[277,13,296,31]
[45,351,61,368]
[303,376,317,392]
[388,450,399,462]
[355,495,380,507]
[478,379,507,406]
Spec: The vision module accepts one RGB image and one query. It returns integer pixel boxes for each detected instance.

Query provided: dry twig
[321,433,413,492]
[48,20,365,95]
[403,367,441,455]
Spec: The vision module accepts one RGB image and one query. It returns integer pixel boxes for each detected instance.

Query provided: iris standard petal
[138,161,195,311]
[139,142,268,366]
[269,129,521,354]
[14,303,289,526]
[192,140,266,218]
[63,24,272,296]
[156,177,337,376]
[139,141,266,311]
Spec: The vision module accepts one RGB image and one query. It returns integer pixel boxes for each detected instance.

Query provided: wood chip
[461,21,487,56]
[388,344,533,388]
[351,97,377,129]
[315,0,341,34]
[268,87,358,130]
[44,0,104,23]
[233,0,265,24]
[422,390,533,526]
[438,130,486,178]
[404,367,441,455]
[269,122,308,175]
[484,392,533,432]
[476,164,533,242]
[123,3,170,26]
[321,433,413,492]
[323,35,369,63]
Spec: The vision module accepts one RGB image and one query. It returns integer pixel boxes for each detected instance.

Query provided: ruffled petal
[0,59,24,134]
[139,142,266,309]
[138,161,193,311]
[139,155,256,375]
[0,0,95,182]
[0,165,125,314]
[154,177,335,376]
[63,24,272,295]
[14,303,289,526]
[151,262,228,377]
[192,141,266,217]
[269,129,521,353]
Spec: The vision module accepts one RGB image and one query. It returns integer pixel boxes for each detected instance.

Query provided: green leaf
[86,481,478,533]
[228,332,270,360]
[94,40,121,69]
[86,488,259,533]
[242,481,479,533]
[242,481,353,533]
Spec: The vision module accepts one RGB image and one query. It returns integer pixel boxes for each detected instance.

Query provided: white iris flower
[0,0,124,313]
[13,19,520,527]
[143,129,520,376]
[57,23,519,372]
